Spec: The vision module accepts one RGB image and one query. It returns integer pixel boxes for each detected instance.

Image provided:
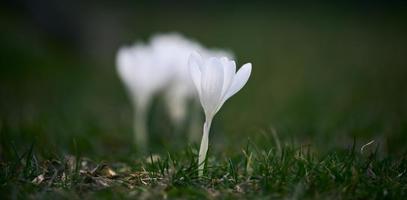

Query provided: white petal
[223,63,252,103]
[200,58,224,117]
[189,51,204,71]
[188,52,203,97]
[220,57,236,98]
[116,47,136,88]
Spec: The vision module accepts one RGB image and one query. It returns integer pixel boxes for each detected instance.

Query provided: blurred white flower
[188,52,252,176]
[116,43,171,151]
[150,33,201,125]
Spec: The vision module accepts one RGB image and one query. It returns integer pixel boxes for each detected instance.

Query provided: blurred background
[1,1,406,159]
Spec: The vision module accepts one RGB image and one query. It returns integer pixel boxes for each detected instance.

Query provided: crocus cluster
[116,33,252,176]
[116,33,233,152]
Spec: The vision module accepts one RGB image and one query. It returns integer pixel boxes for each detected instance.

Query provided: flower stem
[198,117,212,177]
[134,106,147,153]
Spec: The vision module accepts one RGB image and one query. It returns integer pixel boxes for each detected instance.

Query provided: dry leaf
[32,174,45,185]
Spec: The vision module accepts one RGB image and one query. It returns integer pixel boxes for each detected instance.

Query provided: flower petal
[188,52,203,97]
[220,57,236,98]
[223,63,252,103]
[200,58,224,117]
[117,47,139,90]
[189,51,204,71]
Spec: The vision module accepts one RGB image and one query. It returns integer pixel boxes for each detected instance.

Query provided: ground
[1,140,407,199]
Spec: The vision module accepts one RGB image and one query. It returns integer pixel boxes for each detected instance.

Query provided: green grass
[1,138,406,199]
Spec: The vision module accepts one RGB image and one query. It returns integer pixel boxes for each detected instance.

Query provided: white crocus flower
[186,48,235,142]
[150,33,201,126]
[116,43,171,152]
[188,52,252,176]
